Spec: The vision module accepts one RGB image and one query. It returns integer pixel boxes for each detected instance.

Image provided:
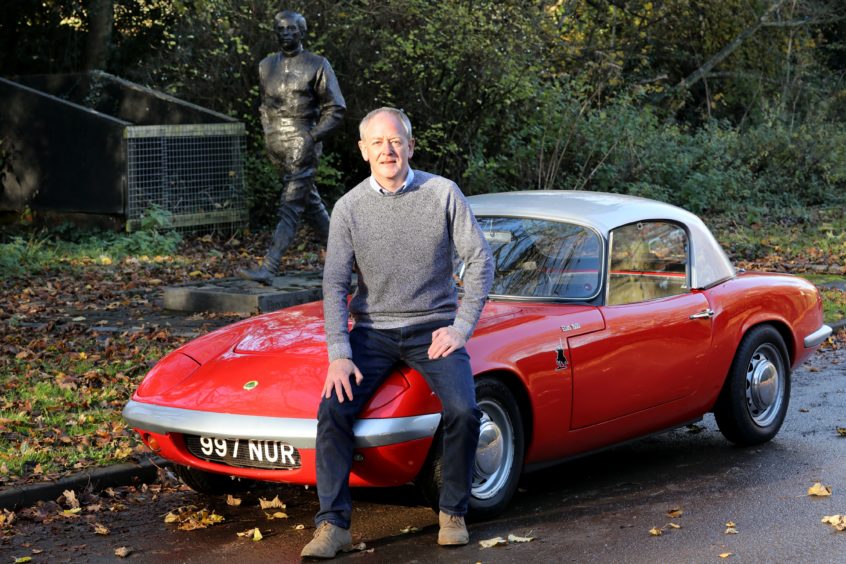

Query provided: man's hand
[323,358,364,402]
[428,326,466,359]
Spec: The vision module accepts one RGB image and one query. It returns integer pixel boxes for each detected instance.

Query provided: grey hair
[359,107,413,139]
[274,10,307,35]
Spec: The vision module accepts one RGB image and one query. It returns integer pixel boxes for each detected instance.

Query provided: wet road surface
[2,347,845,563]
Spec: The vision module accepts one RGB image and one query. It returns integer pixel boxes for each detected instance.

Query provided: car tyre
[175,464,256,495]
[416,377,525,521]
[714,325,790,446]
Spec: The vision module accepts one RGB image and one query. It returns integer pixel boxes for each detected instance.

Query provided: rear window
[476,216,602,300]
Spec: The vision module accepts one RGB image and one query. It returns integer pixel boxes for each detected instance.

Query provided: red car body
[124,191,830,515]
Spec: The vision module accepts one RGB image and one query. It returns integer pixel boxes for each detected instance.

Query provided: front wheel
[416,378,525,520]
[714,325,791,446]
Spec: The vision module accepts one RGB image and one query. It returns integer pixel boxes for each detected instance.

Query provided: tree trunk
[83,0,114,71]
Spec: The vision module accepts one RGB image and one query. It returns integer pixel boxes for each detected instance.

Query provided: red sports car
[124,191,831,518]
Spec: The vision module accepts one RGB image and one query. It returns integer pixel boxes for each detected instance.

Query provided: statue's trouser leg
[240,129,321,284]
[261,176,313,273]
[302,183,331,245]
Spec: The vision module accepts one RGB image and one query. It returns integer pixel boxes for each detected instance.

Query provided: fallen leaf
[808,483,833,497]
[507,533,535,543]
[400,526,419,534]
[666,507,683,518]
[62,489,80,509]
[352,542,367,551]
[719,553,733,559]
[295,524,305,530]
[93,523,110,535]
[14,557,32,563]
[648,527,663,536]
[725,526,738,535]
[226,495,242,506]
[821,515,846,531]
[237,527,263,541]
[259,496,286,509]
[837,427,846,437]
[725,521,736,528]
[114,546,133,558]
[265,511,288,520]
[668,523,682,529]
[0,509,15,527]
[61,508,82,517]
[479,536,508,548]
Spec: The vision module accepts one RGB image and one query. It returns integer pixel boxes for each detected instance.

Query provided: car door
[569,220,714,429]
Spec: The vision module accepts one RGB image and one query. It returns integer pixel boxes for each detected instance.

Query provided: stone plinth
[162,272,324,314]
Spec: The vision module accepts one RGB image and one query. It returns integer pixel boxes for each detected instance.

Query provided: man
[301,107,494,559]
[239,10,345,285]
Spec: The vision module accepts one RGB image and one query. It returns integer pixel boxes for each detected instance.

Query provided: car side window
[472,217,602,300]
[607,221,689,306]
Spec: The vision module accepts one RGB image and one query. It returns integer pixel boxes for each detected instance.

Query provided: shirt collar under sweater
[368,169,415,195]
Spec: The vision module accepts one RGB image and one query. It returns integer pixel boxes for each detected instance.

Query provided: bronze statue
[239,10,346,285]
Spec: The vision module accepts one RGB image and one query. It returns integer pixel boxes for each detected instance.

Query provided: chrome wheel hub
[472,400,514,500]
[745,343,784,427]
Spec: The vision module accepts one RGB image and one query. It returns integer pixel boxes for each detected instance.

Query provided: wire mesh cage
[1,72,249,233]
[126,124,247,232]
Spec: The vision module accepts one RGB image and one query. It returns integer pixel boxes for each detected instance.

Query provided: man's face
[358,112,415,191]
[275,17,303,51]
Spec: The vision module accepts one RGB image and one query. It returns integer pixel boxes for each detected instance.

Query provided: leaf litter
[0,230,324,488]
[163,505,225,531]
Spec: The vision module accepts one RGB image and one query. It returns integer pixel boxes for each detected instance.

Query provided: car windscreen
[473,216,602,300]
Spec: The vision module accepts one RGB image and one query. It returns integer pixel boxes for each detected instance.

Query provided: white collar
[369,169,415,194]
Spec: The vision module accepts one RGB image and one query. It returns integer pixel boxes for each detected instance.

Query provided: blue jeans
[315,320,481,529]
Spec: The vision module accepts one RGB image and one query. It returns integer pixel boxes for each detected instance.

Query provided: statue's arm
[309,59,346,142]
[258,57,272,133]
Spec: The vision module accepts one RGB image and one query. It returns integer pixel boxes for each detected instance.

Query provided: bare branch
[677,0,787,92]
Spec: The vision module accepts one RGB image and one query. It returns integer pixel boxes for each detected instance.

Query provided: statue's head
[274,10,307,52]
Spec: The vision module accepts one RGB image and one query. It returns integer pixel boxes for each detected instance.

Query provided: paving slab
[162,272,324,314]
[821,279,846,291]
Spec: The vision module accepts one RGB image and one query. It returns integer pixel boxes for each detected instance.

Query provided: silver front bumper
[804,324,833,349]
[123,400,441,449]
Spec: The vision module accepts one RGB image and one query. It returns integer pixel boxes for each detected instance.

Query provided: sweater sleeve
[446,184,494,340]
[322,200,355,362]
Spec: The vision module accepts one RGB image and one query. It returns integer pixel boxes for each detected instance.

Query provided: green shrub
[466,81,846,219]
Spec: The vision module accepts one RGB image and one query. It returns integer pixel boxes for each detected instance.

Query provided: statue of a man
[239,10,346,285]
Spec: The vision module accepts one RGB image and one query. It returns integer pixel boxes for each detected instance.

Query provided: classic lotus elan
[124,191,831,518]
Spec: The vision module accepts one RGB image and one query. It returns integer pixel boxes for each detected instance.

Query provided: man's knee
[317,397,355,432]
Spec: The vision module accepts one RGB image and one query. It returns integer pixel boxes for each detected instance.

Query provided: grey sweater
[322,170,494,362]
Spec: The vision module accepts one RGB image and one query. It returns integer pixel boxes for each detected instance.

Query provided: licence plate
[184,435,301,470]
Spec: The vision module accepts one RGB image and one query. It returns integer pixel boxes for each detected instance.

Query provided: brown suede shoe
[437,511,469,546]
[300,521,353,559]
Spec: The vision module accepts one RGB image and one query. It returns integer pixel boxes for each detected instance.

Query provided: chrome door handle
[689,309,715,320]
